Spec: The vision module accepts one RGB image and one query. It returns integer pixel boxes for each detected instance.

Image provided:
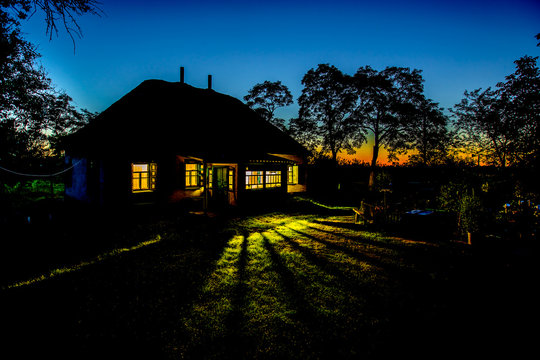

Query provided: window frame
[288,165,299,185]
[185,162,203,188]
[132,162,157,193]
[265,170,282,188]
[245,168,283,190]
[245,170,264,190]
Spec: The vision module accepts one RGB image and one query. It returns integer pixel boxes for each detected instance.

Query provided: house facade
[62,79,308,207]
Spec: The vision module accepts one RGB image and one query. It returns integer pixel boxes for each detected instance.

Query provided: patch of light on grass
[184,235,245,340]
[5,235,162,289]
[244,232,296,329]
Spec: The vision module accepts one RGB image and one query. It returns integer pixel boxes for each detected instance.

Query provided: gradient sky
[18,0,540,162]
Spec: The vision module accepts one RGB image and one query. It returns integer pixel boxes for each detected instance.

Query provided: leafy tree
[452,56,539,167]
[292,64,361,164]
[351,66,425,186]
[398,98,451,166]
[452,88,513,167]
[497,55,540,167]
[1,9,51,162]
[0,0,99,167]
[244,80,293,130]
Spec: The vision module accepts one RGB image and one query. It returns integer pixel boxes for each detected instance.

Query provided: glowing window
[185,163,202,187]
[228,169,234,191]
[246,170,264,190]
[265,171,282,188]
[288,165,299,184]
[132,163,157,192]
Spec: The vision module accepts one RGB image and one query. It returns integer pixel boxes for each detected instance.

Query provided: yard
[1,198,535,359]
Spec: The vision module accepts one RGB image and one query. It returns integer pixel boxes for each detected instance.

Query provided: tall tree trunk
[368,140,379,191]
[331,148,338,165]
[331,147,339,191]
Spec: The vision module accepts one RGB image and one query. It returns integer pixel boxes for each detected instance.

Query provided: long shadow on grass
[279,226,456,358]
[266,231,401,358]
[272,230,388,319]
[284,226,405,275]
[260,234,346,357]
[303,222,448,268]
[220,231,251,358]
[309,220,439,252]
[273,230,375,288]
[180,231,252,359]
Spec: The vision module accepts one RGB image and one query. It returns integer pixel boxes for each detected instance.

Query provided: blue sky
[19,0,540,136]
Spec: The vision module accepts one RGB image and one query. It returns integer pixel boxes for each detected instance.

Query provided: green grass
[1,204,535,359]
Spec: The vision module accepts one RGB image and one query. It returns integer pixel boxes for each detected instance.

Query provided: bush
[1,179,64,208]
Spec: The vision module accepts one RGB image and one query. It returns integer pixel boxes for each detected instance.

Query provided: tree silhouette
[2,0,101,47]
[244,80,293,131]
[0,1,99,165]
[498,55,540,167]
[292,64,361,164]
[452,56,539,167]
[452,88,513,167]
[351,66,425,187]
[398,98,451,166]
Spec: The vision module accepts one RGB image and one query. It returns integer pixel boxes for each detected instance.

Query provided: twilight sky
[19,0,540,161]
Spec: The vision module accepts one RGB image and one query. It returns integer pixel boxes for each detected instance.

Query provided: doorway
[212,166,235,205]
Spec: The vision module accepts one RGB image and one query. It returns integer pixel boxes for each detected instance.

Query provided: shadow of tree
[4,209,526,360]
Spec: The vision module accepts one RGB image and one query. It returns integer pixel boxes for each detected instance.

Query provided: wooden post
[203,161,208,214]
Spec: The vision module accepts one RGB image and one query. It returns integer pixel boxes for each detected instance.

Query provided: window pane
[132,162,157,192]
[132,178,140,190]
[140,177,149,189]
[133,164,148,172]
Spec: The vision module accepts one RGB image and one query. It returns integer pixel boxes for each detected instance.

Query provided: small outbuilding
[62,78,309,208]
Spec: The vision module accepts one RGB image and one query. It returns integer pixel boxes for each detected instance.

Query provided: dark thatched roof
[63,80,308,161]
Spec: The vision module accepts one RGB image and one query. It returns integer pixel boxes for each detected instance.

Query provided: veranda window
[245,169,282,189]
[132,163,157,192]
[265,171,282,188]
[245,170,264,190]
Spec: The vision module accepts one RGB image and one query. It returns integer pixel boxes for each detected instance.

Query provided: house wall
[65,157,88,202]
[167,156,205,205]
[65,154,306,208]
[65,157,107,204]
[287,184,307,193]
[287,164,307,193]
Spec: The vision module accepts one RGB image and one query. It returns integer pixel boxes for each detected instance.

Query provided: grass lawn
[1,199,535,359]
